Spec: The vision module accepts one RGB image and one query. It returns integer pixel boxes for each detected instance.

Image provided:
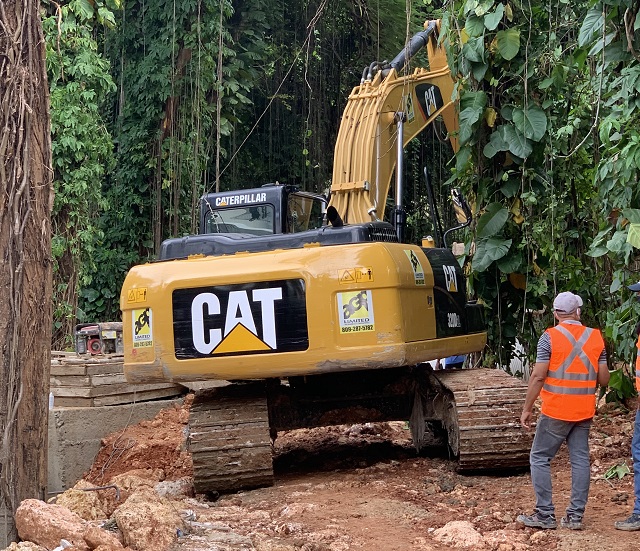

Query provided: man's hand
[520,361,548,432]
[521,410,534,431]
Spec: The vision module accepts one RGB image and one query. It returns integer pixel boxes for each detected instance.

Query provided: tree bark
[0,0,54,543]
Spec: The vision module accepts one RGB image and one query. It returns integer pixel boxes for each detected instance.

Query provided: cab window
[288,194,325,232]
[204,205,275,235]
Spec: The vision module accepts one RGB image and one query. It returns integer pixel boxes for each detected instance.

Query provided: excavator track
[188,384,274,494]
[429,368,533,471]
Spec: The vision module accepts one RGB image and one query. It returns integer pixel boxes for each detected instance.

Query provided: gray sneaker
[561,515,583,530]
[516,512,557,529]
[615,513,640,531]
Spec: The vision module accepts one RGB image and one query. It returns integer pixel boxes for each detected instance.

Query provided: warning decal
[127,288,148,303]
[339,267,374,284]
[405,93,415,123]
[404,249,425,286]
[338,290,375,333]
[132,308,153,348]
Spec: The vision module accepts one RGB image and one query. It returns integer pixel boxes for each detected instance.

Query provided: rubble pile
[2,396,638,551]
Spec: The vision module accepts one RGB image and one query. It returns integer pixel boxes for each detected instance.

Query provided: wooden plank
[53,387,183,407]
[51,382,182,398]
[53,356,124,366]
[50,373,129,388]
[50,375,91,387]
[53,396,95,407]
[89,373,128,386]
[92,387,183,406]
[50,363,124,377]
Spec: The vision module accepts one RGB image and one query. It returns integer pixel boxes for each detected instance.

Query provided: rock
[154,477,194,499]
[110,471,163,491]
[15,500,89,551]
[432,520,485,549]
[83,525,124,550]
[97,472,159,516]
[113,488,181,551]
[1,543,47,550]
[255,541,298,551]
[278,503,318,517]
[55,480,108,521]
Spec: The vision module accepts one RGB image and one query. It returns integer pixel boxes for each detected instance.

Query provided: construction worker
[517,291,609,530]
[614,280,640,531]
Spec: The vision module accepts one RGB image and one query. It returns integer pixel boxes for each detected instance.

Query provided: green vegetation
[44,0,639,394]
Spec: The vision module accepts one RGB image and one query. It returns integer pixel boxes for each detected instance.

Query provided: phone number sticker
[338,290,375,333]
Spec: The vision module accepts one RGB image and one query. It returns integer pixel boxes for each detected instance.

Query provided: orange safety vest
[635,335,640,394]
[540,322,604,422]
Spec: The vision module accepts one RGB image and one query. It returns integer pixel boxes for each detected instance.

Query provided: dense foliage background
[43,0,640,392]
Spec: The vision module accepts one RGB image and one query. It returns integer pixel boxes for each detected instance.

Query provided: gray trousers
[530,413,592,518]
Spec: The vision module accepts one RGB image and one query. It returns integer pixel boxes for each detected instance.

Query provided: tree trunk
[0,0,54,543]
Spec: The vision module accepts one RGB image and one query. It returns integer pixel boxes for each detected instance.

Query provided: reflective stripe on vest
[543,325,597,395]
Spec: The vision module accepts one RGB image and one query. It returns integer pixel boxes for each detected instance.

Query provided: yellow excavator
[120,20,532,493]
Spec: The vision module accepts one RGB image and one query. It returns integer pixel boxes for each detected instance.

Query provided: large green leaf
[628,224,640,249]
[502,124,532,158]
[459,107,482,144]
[475,0,495,17]
[484,4,504,31]
[465,15,486,37]
[459,93,487,143]
[463,37,485,63]
[607,230,629,253]
[512,106,547,141]
[472,62,489,81]
[76,0,95,19]
[483,127,509,158]
[472,237,513,272]
[623,209,640,224]
[500,105,514,121]
[460,90,488,111]
[456,146,472,173]
[497,252,523,273]
[500,179,520,198]
[476,202,509,237]
[578,8,604,48]
[587,31,616,57]
[496,29,520,60]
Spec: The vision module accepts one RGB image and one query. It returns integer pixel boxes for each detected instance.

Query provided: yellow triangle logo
[212,323,271,354]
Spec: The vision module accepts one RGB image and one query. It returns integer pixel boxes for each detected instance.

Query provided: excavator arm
[329,20,458,225]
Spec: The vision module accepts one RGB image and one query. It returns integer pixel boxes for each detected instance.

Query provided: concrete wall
[47,398,182,494]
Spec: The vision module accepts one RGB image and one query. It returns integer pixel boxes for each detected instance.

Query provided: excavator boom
[329,20,458,224]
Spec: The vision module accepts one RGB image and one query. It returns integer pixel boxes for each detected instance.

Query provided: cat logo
[423,86,438,116]
[443,265,458,293]
[173,280,308,359]
[415,83,444,120]
[191,288,282,354]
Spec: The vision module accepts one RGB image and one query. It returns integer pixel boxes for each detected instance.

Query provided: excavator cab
[199,184,327,236]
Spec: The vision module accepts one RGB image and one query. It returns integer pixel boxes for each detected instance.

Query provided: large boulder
[54,480,108,521]
[113,488,181,551]
[432,520,486,549]
[15,500,89,551]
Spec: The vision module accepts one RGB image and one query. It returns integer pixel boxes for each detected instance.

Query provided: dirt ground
[83,396,640,551]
